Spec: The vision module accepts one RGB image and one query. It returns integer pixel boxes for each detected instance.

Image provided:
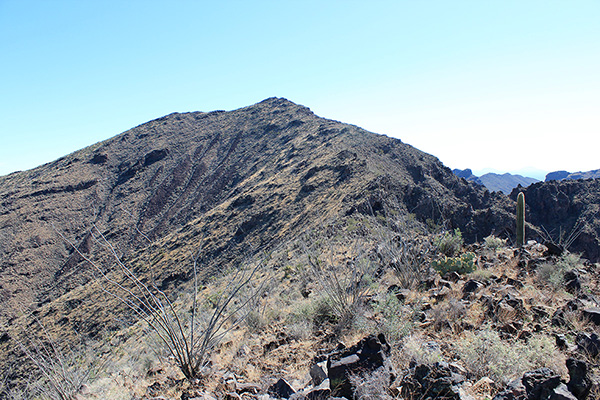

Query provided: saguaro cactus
[516,192,525,247]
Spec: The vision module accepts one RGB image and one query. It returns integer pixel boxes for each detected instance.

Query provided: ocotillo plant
[516,192,525,247]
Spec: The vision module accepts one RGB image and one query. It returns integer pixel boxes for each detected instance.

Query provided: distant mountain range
[452,169,539,194]
[454,167,600,194]
[545,169,600,181]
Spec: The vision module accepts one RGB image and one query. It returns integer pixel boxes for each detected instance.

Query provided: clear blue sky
[1,1,599,180]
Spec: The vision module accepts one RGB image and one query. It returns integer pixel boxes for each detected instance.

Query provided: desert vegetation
[5,209,600,400]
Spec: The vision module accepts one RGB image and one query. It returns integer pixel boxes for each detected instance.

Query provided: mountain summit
[2,98,600,397]
[0,97,513,325]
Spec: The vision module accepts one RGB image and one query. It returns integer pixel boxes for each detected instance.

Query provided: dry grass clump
[397,334,445,366]
[536,252,583,290]
[349,366,395,400]
[430,298,467,333]
[456,328,565,385]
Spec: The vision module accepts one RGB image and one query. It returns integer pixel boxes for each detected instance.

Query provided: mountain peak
[246,97,314,115]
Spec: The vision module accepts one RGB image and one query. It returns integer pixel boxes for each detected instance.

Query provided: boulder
[327,334,390,399]
[443,271,461,282]
[268,378,296,399]
[400,362,465,400]
[550,384,578,400]
[309,362,327,386]
[564,270,581,293]
[305,379,331,400]
[522,368,561,400]
[463,279,483,294]
[544,242,565,256]
[566,358,592,400]
[502,293,524,311]
[582,308,600,326]
[492,378,526,400]
[576,332,600,357]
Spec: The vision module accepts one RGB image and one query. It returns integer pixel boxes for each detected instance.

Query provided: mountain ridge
[545,168,600,182]
[2,98,600,398]
[0,97,515,328]
[453,168,539,194]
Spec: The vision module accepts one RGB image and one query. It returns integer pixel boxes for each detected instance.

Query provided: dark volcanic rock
[582,308,600,326]
[576,332,600,357]
[567,358,592,400]
[564,270,582,294]
[551,384,579,400]
[522,368,561,400]
[400,362,465,400]
[327,334,390,399]
[492,378,527,400]
[510,180,600,262]
[268,378,296,399]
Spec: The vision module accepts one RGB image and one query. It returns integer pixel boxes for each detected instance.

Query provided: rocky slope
[0,98,514,327]
[1,98,599,398]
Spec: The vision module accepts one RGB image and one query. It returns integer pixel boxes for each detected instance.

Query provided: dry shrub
[484,235,507,250]
[536,252,583,290]
[60,224,267,382]
[456,328,565,385]
[398,335,445,367]
[303,234,377,331]
[350,366,394,400]
[16,322,102,400]
[376,229,435,289]
[430,298,467,332]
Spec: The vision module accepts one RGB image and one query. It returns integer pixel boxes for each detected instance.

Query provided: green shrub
[432,252,475,275]
[436,228,463,256]
[484,235,507,249]
[374,293,414,344]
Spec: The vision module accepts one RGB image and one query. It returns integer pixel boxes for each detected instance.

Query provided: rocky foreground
[72,229,599,400]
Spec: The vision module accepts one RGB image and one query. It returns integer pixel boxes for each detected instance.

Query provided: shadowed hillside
[510,179,600,261]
